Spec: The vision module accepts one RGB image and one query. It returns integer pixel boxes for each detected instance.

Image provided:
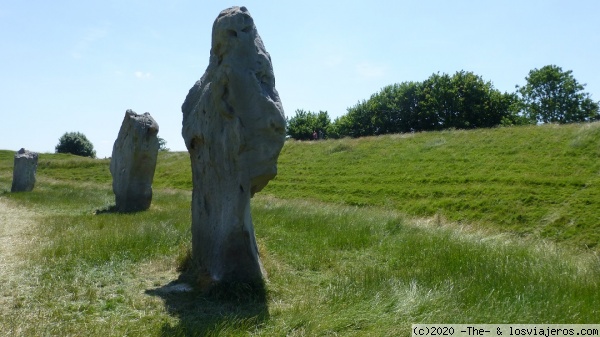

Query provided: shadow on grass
[94,205,119,214]
[146,280,269,336]
[94,205,148,214]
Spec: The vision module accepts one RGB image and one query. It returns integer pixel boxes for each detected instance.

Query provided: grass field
[270,123,600,251]
[1,122,599,336]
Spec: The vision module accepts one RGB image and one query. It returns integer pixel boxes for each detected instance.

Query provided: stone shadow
[93,205,147,215]
[93,205,119,215]
[146,280,269,336]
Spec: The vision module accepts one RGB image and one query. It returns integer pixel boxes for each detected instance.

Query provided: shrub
[55,132,96,158]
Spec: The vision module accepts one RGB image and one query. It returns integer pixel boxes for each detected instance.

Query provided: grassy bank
[1,122,599,335]
[270,123,600,251]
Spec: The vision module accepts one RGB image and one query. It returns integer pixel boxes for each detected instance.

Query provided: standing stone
[110,109,159,212]
[181,6,286,288]
[11,148,38,192]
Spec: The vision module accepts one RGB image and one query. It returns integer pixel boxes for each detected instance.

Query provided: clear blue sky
[1,0,599,158]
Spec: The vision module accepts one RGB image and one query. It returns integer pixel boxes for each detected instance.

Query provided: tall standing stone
[11,148,38,192]
[110,109,159,212]
[181,6,286,288]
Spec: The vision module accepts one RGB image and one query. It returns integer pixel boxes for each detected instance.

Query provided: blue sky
[1,0,599,158]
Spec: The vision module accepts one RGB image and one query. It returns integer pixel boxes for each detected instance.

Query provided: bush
[55,132,96,158]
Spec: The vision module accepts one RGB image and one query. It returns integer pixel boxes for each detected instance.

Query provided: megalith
[11,148,38,192]
[181,6,286,288]
[110,109,159,212]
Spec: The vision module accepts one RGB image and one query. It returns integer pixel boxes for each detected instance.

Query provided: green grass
[268,123,600,251]
[4,122,598,252]
[1,123,600,336]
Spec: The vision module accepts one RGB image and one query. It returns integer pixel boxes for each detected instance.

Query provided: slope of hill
[270,123,600,251]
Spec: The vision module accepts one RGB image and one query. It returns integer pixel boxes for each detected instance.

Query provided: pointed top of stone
[213,6,254,35]
[15,148,38,159]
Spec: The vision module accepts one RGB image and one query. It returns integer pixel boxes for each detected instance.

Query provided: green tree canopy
[335,71,518,138]
[158,136,169,152]
[55,132,96,158]
[517,65,600,124]
[286,109,331,140]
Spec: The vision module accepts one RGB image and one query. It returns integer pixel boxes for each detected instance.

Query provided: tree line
[286,65,600,140]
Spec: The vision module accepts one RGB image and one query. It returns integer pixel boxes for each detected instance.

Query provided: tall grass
[2,186,598,336]
[254,198,600,332]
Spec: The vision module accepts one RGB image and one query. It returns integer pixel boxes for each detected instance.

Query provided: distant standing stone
[110,109,159,212]
[11,148,38,192]
[181,6,286,288]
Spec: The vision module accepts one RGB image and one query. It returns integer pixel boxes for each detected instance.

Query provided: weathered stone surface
[181,6,286,287]
[11,148,38,192]
[110,109,159,212]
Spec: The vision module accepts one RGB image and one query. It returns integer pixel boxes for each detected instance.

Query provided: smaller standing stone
[11,148,38,192]
[110,109,160,212]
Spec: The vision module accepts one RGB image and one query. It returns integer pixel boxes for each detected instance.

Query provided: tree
[369,81,421,134]
[55,132,96,158]
[340,100,377,137]
[328,114,353,139]
[517,65,600,124]
[418,71,518,130]
[338,71,518,138]
[158,136,169,152]
[286,109,331,140]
